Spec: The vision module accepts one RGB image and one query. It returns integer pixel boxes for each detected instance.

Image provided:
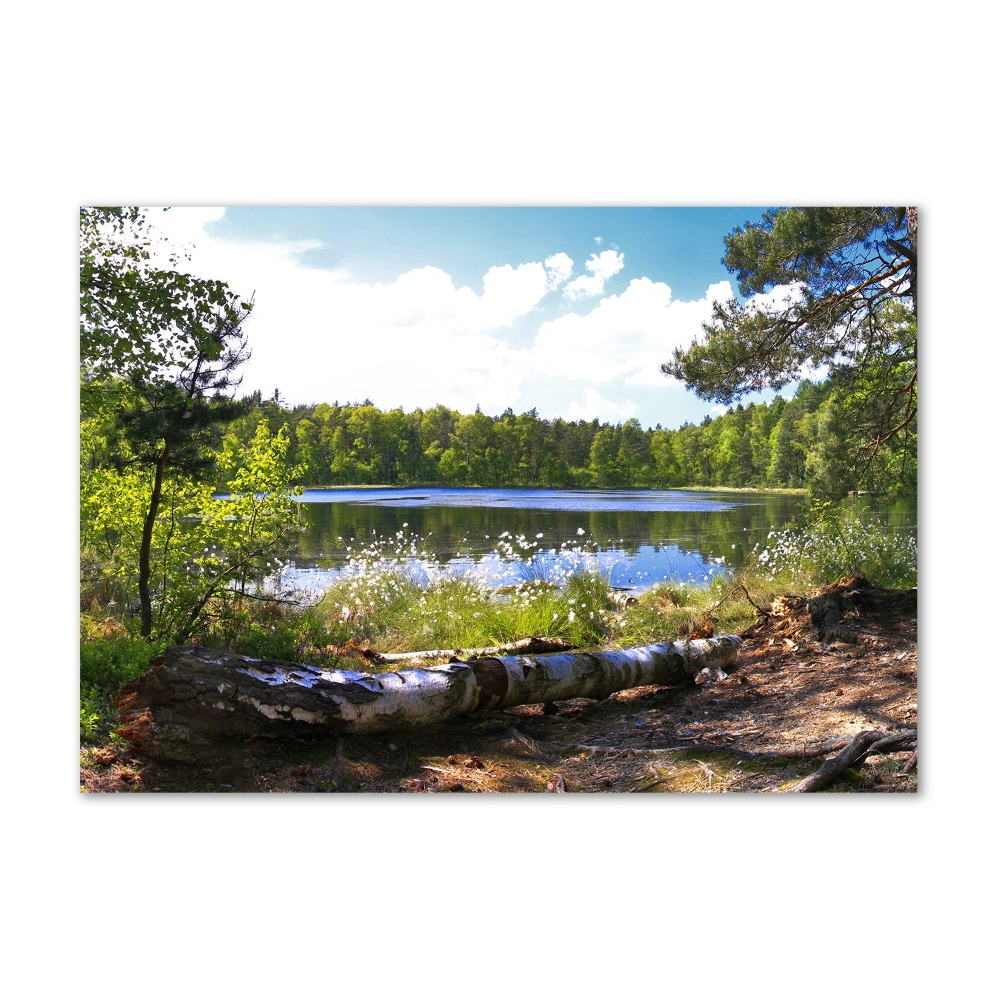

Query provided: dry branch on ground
[361,636,576,664]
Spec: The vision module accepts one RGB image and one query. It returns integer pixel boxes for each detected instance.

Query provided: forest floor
[80,579,917,794]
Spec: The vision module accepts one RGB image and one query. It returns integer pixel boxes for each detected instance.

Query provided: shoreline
[297,483,810,495]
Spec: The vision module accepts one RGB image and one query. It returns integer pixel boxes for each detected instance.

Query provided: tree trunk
[138,445,170,640]
[116,637,742,762]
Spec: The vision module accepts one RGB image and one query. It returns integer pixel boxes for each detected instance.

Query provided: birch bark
[117,637,742,760]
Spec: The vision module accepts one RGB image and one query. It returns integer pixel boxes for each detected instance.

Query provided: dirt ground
[80,579,917,793]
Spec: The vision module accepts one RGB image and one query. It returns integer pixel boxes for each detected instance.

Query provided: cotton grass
[316,528,667,653]
[746,511,917,591]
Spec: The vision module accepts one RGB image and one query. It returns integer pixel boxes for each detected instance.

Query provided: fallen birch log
[116,637,742,762]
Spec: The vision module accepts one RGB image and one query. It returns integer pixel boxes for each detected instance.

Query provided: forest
[226,368,916,499]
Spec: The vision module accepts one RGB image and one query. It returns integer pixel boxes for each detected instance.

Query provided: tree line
[235,370,915,500]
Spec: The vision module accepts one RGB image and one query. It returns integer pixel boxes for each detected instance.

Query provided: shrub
[80,704,101,741]
[80,633,164,738]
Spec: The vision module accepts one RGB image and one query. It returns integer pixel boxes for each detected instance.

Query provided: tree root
[808,576,916,644]
[787,729,917,792]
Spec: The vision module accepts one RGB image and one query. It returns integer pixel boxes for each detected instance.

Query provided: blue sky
[146,206,802,430]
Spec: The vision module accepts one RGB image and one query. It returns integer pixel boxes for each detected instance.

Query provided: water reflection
[301,487,749,513]
[277,487,818,596]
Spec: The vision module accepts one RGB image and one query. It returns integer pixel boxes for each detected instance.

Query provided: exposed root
[787,729,917,792]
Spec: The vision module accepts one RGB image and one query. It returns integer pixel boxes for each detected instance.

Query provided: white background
[3,3,991,997]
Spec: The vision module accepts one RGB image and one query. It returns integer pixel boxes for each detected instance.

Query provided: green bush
[80,634,164,738]
[80,635,162,700]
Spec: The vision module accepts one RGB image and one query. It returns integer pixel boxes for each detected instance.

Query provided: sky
[141,206,800,430]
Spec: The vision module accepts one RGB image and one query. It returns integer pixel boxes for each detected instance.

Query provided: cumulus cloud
[255,265,526,414]
[744,281,804,315]
[532,275,736,391]
[143,206,226,248]
[142,206,327,282]
[566,388,638,423]
[705,279,736,305]
[480,261,549,328]
[544,252,573,290]
[564,249,625,300]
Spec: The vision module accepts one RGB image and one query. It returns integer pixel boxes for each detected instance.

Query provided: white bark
[477,637,741,709]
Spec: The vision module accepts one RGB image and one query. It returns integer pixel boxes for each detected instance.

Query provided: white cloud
[251,265,525,414]
[480,261,549,328]
[141,206,327,283]
[544,252,573,290]
[745,281,804,315]
[705,279,735,305]
[566,388,638,423]
[131,210,547,413]
[142,206,226,248]
[564,249,625,300]
[533,275,735,389]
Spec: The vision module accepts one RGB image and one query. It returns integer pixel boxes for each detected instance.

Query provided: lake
[269,487,916,599]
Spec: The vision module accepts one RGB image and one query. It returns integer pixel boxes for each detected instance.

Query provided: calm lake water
[270,487,916,599]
